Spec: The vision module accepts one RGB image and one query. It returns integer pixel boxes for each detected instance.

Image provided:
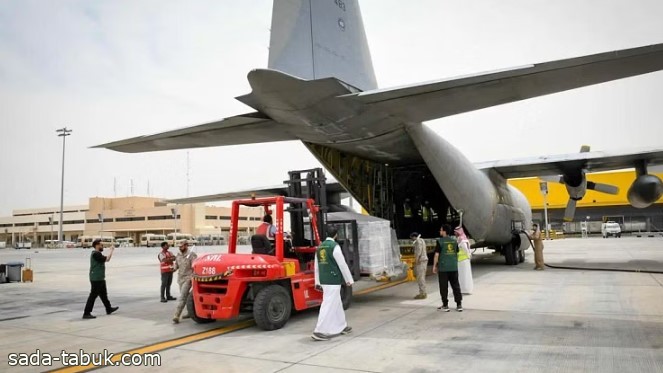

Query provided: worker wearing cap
[410,232,428,299]
[172,241,197,324]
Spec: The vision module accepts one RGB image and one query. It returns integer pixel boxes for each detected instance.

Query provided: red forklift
[187,195,352,330]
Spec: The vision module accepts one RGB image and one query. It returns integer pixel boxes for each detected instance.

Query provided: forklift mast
[286,168,327,247]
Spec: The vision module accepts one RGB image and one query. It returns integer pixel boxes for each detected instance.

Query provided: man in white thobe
[312,226,354,341]
[454,226,473,295]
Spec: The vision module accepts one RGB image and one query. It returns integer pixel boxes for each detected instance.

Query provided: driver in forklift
[256,214,277,239]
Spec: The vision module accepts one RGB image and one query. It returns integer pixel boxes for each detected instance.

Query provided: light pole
[171,207,178,244]
[539,181,550,240]
[48,216,54,248]
[98,213,104,238]
[56,127,72,243]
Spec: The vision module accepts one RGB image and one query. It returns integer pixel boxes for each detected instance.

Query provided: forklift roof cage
[228,196,322,261]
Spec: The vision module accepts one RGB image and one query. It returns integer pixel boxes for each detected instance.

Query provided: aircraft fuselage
[239,69,532,247]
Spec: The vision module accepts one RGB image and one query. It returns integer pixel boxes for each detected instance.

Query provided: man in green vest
[311,226,354,341]
[433,224,463,312]
[83,239,119,319]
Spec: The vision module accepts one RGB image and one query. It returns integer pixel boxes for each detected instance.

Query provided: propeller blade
[587,181,619,195]
[563,199,577,222]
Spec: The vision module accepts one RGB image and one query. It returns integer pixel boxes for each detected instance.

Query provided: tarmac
[0,237,662,372]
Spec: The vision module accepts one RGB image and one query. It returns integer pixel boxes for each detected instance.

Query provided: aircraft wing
[166,186,289,204]
[166,182,348,204]
[475,148,663,179]
[342,43,663,123]
[95,112,295,153]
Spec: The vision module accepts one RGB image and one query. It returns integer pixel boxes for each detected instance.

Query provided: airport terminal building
[0,196,263,247]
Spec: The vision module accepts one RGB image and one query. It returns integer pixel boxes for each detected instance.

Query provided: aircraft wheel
[504,243,517,265]
[187,292,215,324]
[253,284,292,331]
[518,248,525,263]
[341,284,353,310]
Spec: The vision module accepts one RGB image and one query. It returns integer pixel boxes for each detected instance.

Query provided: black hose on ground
[518,230,663,274]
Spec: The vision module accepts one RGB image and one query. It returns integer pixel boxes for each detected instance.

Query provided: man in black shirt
[83,239,119,319]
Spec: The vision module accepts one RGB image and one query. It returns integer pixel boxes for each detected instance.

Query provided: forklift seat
[250,235,274,255]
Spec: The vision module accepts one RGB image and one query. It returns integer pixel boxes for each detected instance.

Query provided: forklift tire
[341,284,352,310]
[187,292,215,324]
[253,285,292,331]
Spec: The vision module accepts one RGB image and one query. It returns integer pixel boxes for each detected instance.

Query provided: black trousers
[84,280,112,314]
[438,271,462,306]
[161,272,173,299]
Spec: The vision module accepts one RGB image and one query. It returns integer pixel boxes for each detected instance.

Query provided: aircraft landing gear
[503,233,521,266]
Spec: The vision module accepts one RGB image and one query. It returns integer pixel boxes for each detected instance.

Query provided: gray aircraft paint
[98,0,663,248]
[268,0,377,91]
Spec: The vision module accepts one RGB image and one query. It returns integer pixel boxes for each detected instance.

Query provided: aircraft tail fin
[268,0,377,91]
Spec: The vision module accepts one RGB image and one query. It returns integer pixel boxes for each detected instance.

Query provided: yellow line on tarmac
[354,278,408,296]
[51,279,407,373]
[50,319,256,373]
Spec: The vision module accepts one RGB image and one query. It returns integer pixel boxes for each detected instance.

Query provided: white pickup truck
[601,221,622,238]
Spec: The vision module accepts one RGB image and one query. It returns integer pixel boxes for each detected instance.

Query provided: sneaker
[456,305,463,312]
[414,293,427,300]
[167,296,177,301]
[311,332,330,341]
[172,317,180,324]
[82,314,96,319]
[106,306,119,315]
[341,326,352,335]
[437,305,450,312]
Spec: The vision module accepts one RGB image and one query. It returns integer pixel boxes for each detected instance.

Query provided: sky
[1,0,663,216]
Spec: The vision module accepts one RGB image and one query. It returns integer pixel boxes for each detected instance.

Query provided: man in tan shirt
[532,224,545,270]
[172,241,198,323]
[411,232,428,299]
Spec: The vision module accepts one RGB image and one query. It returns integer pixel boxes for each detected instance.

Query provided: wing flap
[342,43,663,122]
[476,148,663,179]
[95,112,296,153]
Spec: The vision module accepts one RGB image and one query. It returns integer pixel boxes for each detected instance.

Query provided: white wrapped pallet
[327,211,403,278]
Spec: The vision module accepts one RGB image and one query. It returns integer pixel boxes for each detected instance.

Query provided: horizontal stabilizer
[95,112,295,153]
[342,43,663,122]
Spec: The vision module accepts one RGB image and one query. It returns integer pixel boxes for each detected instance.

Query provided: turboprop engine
[627,174,663,208]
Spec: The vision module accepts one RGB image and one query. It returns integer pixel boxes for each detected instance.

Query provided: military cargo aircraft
[98,1,663,264]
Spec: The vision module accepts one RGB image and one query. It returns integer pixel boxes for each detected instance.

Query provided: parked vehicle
[115,237,135,247]
[166,233,198,247]
[140,234,166,247]
[602,221,622,238]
